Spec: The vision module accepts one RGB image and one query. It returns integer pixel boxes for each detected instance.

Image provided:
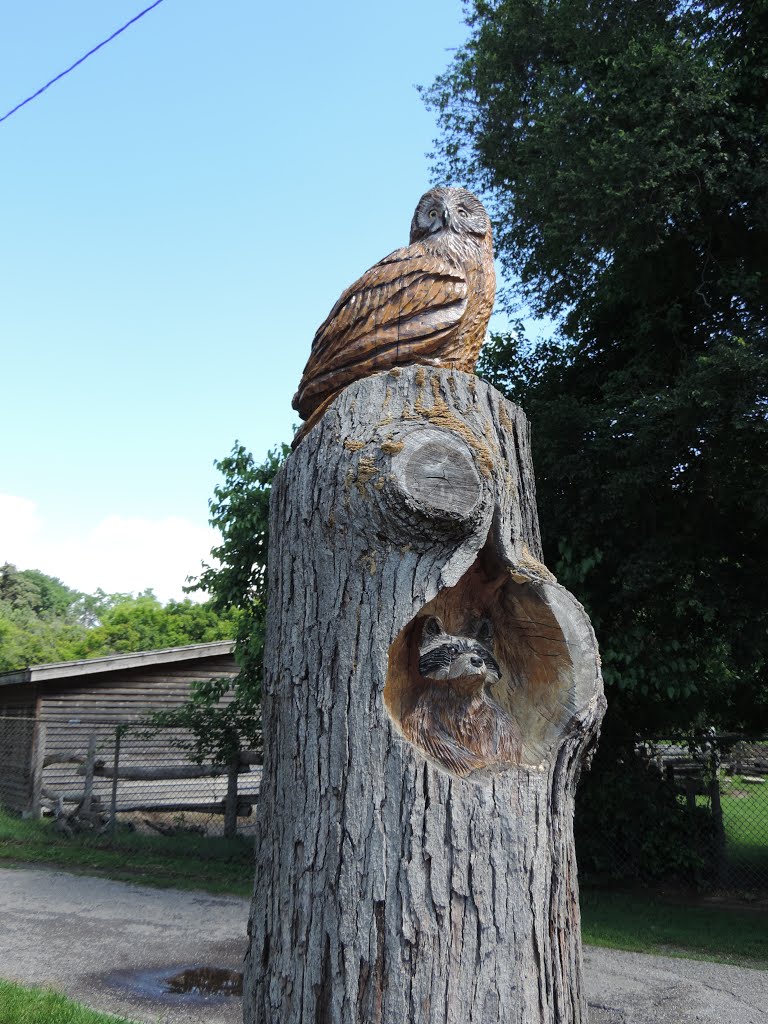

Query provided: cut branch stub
[388,427,483,524]
[244,364,605,1024]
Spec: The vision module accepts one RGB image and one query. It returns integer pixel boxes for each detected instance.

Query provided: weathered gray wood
[224,753,241,839]
[41,787,89,803]
[244,366,605,1024]
[43,751,88,768]
[109,727,121,833]
[77,763,243,781]
[118,800,254,816]
[81,735,97,816]
[29,722,46,820]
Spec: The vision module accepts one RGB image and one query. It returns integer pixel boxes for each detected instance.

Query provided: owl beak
[442,209,451,229]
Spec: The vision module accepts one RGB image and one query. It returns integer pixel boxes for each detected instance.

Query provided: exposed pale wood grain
[292,188,495,447]
[245,366,605,1024]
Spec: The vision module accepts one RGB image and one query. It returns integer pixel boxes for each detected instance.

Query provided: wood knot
[388,426,483,523]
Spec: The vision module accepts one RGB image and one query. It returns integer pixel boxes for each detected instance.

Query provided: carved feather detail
[292,187,495,446]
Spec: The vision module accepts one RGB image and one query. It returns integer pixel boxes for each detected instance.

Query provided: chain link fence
[0,715,261,838]
[1,715,766,892]
[576,736,768,894]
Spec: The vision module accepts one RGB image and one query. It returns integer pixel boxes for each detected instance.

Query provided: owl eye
[457,207,467,217]
[428,208,438,219]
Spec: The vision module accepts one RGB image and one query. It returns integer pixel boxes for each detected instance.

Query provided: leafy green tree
[72,592,238,658]
[0,605,87,672]
[426,0,767,334]
[426,0,768,734]
[0,564,88,670]
[479,329,767,734]
[0,566,237,673]
[153,442,289,763]
[71,588,132,629]
[0,563,81,619]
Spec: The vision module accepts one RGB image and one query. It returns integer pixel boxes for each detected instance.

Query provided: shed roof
[0,641,237,688]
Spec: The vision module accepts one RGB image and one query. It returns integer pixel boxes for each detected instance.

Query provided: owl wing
[293,243,468,419]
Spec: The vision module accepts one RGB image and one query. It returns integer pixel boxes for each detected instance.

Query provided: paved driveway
[0,866,246,1024]
[0,866,765,1023]
[585,945,767,1023]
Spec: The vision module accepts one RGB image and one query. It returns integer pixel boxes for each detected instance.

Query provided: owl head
[409,186,491,244]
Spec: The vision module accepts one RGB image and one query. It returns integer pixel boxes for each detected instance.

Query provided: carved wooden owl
[291,186,495,445]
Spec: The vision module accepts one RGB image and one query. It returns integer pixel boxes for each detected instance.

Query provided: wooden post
[244,367,605,1024]
[109,727,122,835]
[81,735,97,816]
[28,721,46,820]
[224,752,240,840]
[709,776,727,882]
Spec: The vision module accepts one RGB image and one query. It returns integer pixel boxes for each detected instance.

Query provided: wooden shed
[0,641,237,816]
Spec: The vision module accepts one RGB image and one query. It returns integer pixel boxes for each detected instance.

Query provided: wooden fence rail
[37,728,261,838]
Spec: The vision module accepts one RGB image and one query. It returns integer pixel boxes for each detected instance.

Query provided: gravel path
[0,866,765,1023]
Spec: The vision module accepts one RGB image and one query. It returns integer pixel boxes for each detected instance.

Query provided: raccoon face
[418,615,501,683]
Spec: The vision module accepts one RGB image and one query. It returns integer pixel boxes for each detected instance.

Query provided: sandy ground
[0,866,766,1023]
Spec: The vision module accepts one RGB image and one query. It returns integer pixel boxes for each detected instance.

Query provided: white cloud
[0,494,43,547]
[0,494,218,603]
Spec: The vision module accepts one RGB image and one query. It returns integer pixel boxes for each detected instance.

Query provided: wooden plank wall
[0,655,238,814]
[39,654,237,733]
[38,654,238,766]
[0,693,36,813]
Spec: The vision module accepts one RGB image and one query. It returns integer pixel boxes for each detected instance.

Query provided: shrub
[576,739,718,887]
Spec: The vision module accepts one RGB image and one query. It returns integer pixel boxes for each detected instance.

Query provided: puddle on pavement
[165,966,243,996]
[104,964,244,1003]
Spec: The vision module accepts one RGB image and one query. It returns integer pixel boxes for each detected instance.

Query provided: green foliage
[0,563,88,671]
[425,0,768,333]
[478,324,768,732]
[426,0,768,734]
[153,442,289,763]
[0,563,237,673]
[478,331,767,731]
[0,564,79,618]
[0,609,86,672]
[575,742,718,884]
[74,593,238,659]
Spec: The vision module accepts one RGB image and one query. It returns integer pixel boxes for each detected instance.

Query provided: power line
[0,0,168,126]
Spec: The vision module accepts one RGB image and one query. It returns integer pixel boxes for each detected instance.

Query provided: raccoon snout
[445,652,488,681]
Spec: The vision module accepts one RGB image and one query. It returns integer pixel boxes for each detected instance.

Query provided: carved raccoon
[401,615,521,777]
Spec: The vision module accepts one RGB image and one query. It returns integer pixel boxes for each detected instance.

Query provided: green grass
[581,889,768,969]
[690,775,768,883]
[0,810,253,896]
[3,812,767,973]
[0,980,137,1024]
[719,777,768,878]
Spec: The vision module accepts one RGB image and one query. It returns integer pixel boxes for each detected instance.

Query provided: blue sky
[0,0,535,600]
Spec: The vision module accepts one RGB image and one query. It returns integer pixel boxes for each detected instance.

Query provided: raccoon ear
[421,616,444,642]
[475,618,494,647]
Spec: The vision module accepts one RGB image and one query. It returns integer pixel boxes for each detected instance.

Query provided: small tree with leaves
[150,443,289,765]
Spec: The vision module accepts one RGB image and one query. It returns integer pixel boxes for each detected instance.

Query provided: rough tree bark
[244,365,605,1024]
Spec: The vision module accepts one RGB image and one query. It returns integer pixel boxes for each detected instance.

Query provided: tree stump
[244,365,605,1024]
